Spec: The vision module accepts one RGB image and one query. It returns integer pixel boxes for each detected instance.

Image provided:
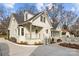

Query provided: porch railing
[25,34,40,40]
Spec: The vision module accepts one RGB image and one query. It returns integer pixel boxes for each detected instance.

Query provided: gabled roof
[20,12,44,25]
[52,23,59,29]
[10,11,52,28]
[12,13,24,24]
[28,12,43,22]
[24,10,35,15]
[11,11,35,24]
[11,11,41,25]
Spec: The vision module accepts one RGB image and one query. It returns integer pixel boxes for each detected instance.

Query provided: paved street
[1,38,79,56]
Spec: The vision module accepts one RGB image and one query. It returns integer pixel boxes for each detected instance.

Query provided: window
[18,28,20,35]
[21,28,24,36]
[41,16,43,21]
[62,32,66,35]
[35,30,38,33]
[44,17,45,22]
[40,16,45,23]
[51,31,53,36]
[46,29,48,34]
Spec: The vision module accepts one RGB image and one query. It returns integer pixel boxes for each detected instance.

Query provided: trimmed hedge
[34,41,43,45]
[18,41,28,45]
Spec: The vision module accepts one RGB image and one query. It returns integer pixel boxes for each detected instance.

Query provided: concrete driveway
[1,38,79,56]
[30,44,79,56]
[0,38,38,56]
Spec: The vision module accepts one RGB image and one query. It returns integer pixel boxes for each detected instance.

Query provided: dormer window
[44,17,45,22]
[41,15,45,23]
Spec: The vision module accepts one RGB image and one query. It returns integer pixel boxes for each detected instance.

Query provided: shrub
[4,37,8,40]
[18,41,28,45]
[34,41,43,45]
[57,39,62,42]
[50,38,55,44]
[9,37,17,43]
[2,31,7,35]
[62,32,66,35]
[52,38,54,42]
[69,31,74,35]
[34,42,37,45]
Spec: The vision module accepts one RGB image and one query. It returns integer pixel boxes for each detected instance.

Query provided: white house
[8,11,52,44]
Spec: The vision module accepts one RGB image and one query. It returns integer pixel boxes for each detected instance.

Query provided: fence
[60,35,79,44]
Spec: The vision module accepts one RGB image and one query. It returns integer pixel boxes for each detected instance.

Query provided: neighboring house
[51,21,71,39]
[51,22,62,41]
[8,11,52,44]
[61,29,70,37]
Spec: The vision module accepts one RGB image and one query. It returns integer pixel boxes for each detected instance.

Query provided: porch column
[30,23,32,40]
[20,27,21,36]
[60,31,62,37]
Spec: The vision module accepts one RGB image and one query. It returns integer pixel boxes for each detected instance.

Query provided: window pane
[35,30,38,33]
[44,17,45,22]
[46,29,48,33]
[21,28,24,36]
[41,16,42,21]
[41,16,45,23]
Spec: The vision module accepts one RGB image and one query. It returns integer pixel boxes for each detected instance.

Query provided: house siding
[8,16,18,40]
[32,14,51,39]
[24,12,34,21]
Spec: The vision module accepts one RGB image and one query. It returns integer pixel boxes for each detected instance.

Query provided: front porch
[17,34,44,44]
[17,22,44,44]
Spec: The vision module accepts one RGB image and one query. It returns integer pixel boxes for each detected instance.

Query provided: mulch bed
[59,43,79,49]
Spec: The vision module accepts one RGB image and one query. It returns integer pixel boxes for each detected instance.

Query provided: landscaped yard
[1,38,79,56]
